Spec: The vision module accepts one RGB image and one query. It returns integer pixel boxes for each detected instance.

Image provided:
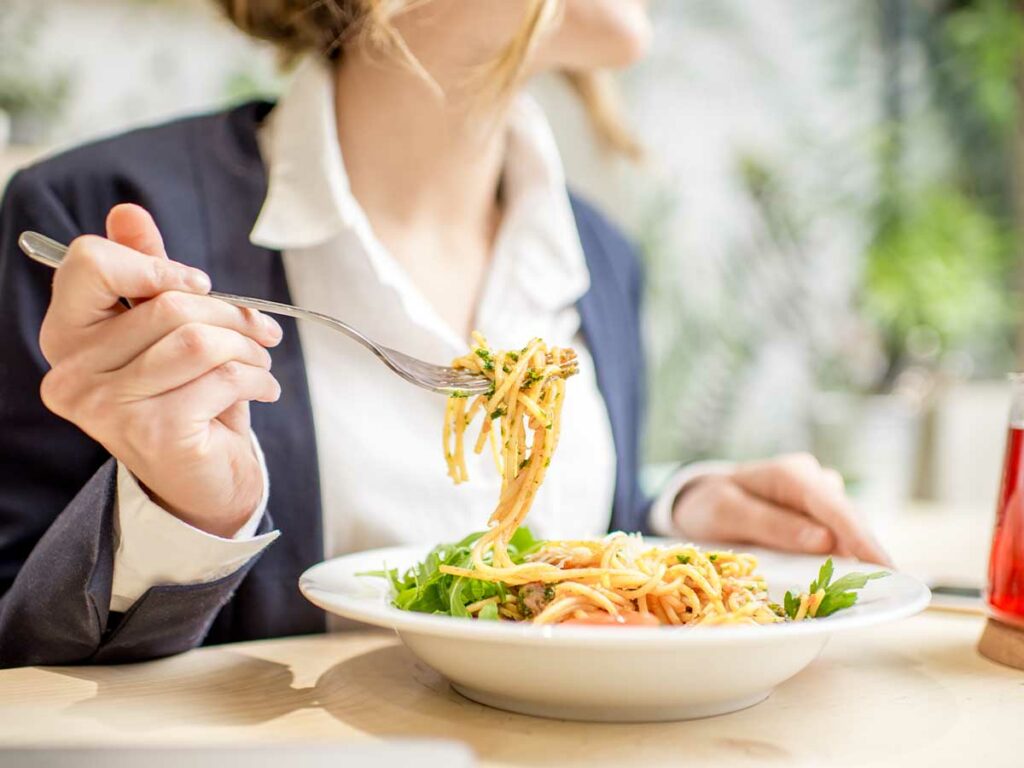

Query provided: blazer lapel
[571,194,640,534]
[189,102,326,638]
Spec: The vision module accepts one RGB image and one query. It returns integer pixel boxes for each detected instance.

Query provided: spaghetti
[431,333,885,627]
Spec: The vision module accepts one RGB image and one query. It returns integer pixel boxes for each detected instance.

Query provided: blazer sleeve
[0,168,270,667]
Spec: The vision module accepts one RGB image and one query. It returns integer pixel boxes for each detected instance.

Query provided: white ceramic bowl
[300,545,929,722]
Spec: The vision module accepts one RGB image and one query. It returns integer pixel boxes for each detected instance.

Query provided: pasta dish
[371,335,886,627]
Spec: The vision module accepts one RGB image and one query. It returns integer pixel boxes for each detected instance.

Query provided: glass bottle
[987,374,1024,626]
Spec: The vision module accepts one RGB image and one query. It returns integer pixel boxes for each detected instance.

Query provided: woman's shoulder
[5,101,272,230]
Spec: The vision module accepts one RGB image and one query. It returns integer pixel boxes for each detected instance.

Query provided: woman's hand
[37,204,283,537]
[671,453,892,566]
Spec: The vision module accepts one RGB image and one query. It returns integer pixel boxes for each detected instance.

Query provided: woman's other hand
[671,453,892,566]
[37,204,283,537]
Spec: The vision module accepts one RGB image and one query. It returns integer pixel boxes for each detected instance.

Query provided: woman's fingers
[216,401,252,436]
[802,484,892,566]
[80,290,282,372]
[679,478,835,554]
[44,235,210,341]
[725,488,835,554]
[159,361,281,426]
[106,203,168,259]
[822,467,845,494]
[115,323,273,399]
[733,454,892,566]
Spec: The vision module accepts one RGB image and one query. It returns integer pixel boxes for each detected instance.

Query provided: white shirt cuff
[109,431,279,613]
[648,460,736,537]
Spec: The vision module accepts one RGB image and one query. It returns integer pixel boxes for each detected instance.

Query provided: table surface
[2,504,1022,768]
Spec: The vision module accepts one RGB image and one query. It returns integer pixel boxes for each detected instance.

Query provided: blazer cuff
[110,431,278,612]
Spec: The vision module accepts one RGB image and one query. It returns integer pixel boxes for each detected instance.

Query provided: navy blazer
[0,102,649,668]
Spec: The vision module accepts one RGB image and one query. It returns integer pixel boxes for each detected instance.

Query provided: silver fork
[18,231,497,395]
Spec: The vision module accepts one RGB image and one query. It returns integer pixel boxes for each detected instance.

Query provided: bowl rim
[299,544,932,648]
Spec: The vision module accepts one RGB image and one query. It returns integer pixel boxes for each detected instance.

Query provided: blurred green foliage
[0,5,70,119]
[865,184,1012,370]
[862,0,1024,384]
[944,0,1024,134]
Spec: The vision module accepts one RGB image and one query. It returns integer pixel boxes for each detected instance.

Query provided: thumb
[105,203,167,259]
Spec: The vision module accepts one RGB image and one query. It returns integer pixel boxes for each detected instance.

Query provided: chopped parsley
[474,348,494,372]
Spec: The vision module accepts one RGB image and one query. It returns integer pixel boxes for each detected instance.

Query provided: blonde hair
[214,0,640,157]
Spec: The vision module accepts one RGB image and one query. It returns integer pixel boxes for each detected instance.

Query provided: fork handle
[17,230,383,353]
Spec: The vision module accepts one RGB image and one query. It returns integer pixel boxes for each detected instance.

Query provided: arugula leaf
[366,527,541,619]
[815,569,888,617]
[508,526,541,556]
[788,560,889,621]
[825,570,888,596]
[810,558,834,594]
[478,603,500,620]
[783,590,798,619]
[815,590,859,617]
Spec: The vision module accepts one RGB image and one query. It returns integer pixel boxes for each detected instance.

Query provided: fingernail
[184,267,211,293]
[262,314,283,341]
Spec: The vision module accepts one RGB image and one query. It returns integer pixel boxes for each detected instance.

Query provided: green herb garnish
[364,527,541,618]
[783,558,889,620]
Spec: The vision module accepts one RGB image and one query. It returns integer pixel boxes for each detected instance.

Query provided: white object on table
[299,545,929,722]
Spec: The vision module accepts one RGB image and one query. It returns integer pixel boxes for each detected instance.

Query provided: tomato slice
[561,611,661,627]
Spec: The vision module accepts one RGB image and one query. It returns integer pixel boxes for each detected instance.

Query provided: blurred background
[1,0,1021,533]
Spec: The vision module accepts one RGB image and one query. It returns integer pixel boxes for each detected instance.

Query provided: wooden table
[2,505,1022,767]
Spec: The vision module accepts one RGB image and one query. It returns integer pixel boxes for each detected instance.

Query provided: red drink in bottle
[987,378,1024,626]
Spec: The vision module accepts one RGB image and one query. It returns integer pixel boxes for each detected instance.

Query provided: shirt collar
[251,56,590,311]
[250,57,359,249]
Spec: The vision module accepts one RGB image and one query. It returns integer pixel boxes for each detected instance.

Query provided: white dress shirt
[109,58,694,614]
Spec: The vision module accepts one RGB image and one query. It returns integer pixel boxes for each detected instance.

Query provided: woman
[0,0,887,667]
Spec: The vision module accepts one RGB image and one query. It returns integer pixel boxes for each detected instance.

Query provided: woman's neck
[332,47,512,339]
[333,51,508,237]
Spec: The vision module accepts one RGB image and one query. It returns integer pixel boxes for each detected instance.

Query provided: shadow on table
[42,652,314,731]
[312,643,772,766]
[312,640,967,768]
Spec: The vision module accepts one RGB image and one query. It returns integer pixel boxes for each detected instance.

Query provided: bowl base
[450,683,771,723]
